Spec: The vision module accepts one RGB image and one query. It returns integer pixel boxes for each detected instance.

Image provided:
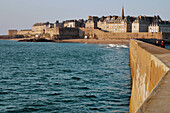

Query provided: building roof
[103,16,135,24]
[21,29,32,31]
[150,20,170,26]
[65,20,77,23]
[33,22,51,26]
[133,15,162,24]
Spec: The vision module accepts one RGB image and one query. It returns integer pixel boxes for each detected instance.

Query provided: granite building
[85,16,98,29]
[149,20,170,33]
[54,20,63,28]
[96,7,135,33]
[32,22,54,35]
[132,15,161,33]
[64,19,85,28]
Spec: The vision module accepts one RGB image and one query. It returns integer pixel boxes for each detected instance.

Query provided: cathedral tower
[121,6,124,19]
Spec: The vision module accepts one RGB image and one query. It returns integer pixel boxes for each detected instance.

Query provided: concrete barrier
[129,39,170,113]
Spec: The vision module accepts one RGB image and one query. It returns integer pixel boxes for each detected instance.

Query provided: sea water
[0,40,131,113]
[166,45,170,50]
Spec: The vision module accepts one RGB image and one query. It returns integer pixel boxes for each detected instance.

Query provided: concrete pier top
[129,40,170,113]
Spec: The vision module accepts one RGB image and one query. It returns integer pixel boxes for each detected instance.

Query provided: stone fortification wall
[45,27,60,37]
[45,27,80,39]
[8,30,18,36]
[129,39,170,113]
[80,28,164,39]
[59,28,79,36]
[17,30,32,35]
[57,27,79,39]
[0,35,24,39]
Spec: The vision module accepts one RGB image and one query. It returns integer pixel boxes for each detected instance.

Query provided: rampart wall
[8,30,18,36]
[59,28,79,36]
[17,30,32,35]
[6,28,170,40]
[80,28,164,40]
[45,27,80,39]
[129,39,170,113]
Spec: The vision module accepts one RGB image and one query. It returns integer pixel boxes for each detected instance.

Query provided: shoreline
[0,38,130,45]
[58,39,129,45]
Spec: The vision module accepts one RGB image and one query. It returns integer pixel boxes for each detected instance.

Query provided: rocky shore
[18,38,55,42]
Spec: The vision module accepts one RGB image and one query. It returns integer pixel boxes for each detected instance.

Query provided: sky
[0,0,170,35]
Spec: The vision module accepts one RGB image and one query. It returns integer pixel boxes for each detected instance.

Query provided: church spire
[121,6,124,19]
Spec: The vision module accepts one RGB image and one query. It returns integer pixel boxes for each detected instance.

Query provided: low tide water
[0,40,131,113]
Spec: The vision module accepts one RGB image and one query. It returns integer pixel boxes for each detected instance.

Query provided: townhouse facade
[149,20,170,33]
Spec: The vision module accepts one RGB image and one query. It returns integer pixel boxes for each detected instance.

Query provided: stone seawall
[129,40,170,113]
[80,28,164,39]
[0,35,24,39]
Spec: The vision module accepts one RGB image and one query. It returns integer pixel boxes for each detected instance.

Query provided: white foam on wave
[106,44,129,49]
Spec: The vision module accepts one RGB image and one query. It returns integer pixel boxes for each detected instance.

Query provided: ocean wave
[106,44,129,49]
